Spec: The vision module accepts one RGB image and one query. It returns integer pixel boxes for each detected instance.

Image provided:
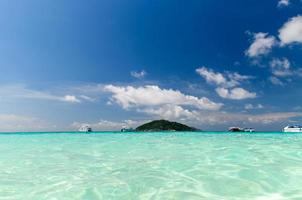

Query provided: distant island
[135,119,200,132]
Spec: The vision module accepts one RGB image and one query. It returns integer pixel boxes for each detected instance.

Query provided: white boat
[243,128,255,132]
[283,125,302,133]
[78,125,92,133]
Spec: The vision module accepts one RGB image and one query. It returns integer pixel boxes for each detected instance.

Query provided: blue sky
[0,0,302,131]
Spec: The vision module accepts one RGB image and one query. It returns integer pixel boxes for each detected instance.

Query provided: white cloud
[245,103,264,110]
[131,70,147,79]
[196,67,256,100]
[196,67,227,86]
[270,58,292,77]
[269,76,285,86]
[216,87,257,100]
[104,84,224,121]
[279,15,302,45]
[196,67,252,88]
[63,95,81,103]
[104,84,222,111]
[245,32,277,58]
[278,0,290,7]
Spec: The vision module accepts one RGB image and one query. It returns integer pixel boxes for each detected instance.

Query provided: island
[135,119,200,132]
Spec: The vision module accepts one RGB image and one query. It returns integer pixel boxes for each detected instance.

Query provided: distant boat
[243,128,255,132]
[121,127,135,132]
[78,125,92,133]
[228,127,255,132]
[228,127,243,132]
[283,125,302,133]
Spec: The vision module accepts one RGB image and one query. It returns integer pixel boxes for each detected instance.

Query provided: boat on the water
[283,125,302,133]
[121,127,135,132]
[78,125,92,133]
[228,127,243,132]
[228,127,255,132]
[243,128,255,132]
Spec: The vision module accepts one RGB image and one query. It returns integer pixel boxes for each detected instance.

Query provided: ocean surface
[1,132,302,200]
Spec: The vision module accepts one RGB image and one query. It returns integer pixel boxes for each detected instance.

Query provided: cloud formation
[215,87,257,100]
[63,95,81,103]
[245,32,277,58]
[279,15,302,45]
[196,67,256,100]
[104,84,222,111]
[196,67,251,88]
[104,84,223,121]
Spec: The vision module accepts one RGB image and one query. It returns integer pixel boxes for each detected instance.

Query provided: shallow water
[1,132,302,200]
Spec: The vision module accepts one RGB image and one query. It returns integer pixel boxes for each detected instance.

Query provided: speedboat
[78,125,92,133]
[283,125,302,133]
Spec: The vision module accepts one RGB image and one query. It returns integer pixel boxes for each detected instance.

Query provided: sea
[1,132,302,200]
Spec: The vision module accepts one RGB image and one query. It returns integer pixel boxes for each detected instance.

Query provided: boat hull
[283,127,302,133]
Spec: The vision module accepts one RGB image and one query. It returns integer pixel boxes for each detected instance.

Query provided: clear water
[1,132,302,200]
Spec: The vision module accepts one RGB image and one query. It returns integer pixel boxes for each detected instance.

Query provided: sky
[0,0,302,131]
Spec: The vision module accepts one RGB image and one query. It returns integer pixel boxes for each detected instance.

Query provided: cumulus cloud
[270,58,292,77]
[196,67,251,88]
[215,87,257,100]
[196,67,256,100]
[131,70,147,79]
[245,32,277,58]
[104,84,222,111]
[103,84,224,121]
[196,67,227,86]
[278,0,290,7]
[279,15,302,45]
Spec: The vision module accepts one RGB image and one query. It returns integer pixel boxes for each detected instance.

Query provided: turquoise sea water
[1,132,302,200]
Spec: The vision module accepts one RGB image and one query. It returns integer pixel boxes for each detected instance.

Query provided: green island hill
[135,120,200,132]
